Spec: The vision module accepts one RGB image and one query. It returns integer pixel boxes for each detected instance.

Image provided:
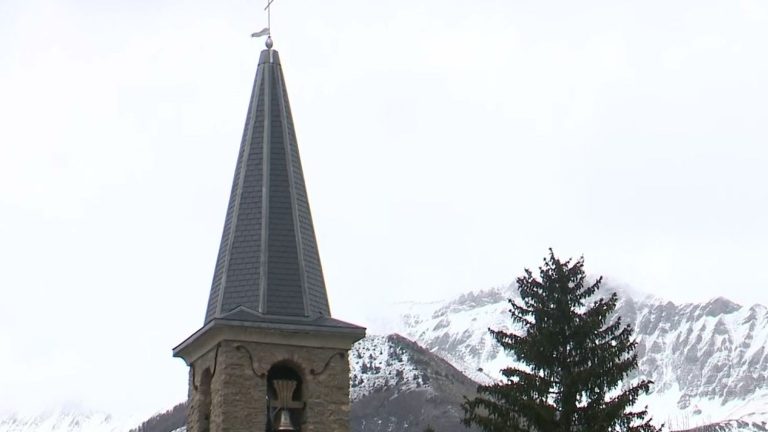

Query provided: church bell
[272,379,297,431]
[275,409,296,431]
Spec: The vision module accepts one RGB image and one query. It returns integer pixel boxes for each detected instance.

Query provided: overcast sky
[1,0,767,421]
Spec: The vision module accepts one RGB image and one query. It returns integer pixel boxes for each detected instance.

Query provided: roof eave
[173,317,366,364]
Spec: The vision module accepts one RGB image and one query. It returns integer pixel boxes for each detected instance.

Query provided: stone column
[187,366,212,432]
[304,350,352,432]
[210,342,267,432]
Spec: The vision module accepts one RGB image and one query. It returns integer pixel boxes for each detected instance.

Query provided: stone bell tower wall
[186,340,352,432]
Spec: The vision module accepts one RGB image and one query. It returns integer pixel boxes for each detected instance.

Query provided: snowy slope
[350,335,431,402]
[5,285,768,431]
[0,410,137,432]
[390,283,768,430]
[349,334,479,432]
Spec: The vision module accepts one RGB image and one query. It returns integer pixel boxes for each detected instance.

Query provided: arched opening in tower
[198,367,212,432]
[266,362,303,431]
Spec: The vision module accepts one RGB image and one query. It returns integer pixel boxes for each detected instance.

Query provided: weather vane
[251,0,275,49]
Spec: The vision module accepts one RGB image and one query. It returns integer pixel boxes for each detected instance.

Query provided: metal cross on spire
[251,0,276,48]
[265,0,275,35]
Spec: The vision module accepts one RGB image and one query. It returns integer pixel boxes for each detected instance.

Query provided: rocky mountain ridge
[3,285,768,431]
[392,283,768,431]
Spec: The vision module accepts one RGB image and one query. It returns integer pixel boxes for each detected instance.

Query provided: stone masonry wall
[187,340,352,432]
[187,349,216,432]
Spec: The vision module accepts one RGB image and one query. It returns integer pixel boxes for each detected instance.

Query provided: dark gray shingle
[203,49,332,324]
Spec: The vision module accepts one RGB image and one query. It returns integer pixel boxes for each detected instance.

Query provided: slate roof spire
[203,46,333,325]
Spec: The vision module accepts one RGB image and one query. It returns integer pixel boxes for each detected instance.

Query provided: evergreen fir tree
[462,250,661,432]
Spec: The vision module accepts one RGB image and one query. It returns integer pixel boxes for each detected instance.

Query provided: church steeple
[174,43,365,432]
[204,48,331,323]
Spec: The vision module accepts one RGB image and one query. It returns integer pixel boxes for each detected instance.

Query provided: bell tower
[173,36,366,432]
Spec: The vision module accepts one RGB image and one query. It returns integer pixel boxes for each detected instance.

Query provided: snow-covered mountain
[350,335,431,402]
[391,283,768,431]
[5,284,768,432]
[0,335,477,432]
[349,334,479,431]
[0,410,137,432]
